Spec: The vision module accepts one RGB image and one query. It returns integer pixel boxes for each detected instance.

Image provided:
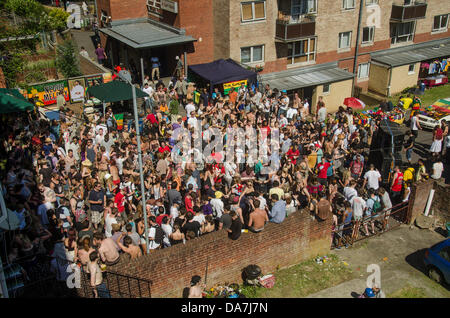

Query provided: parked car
[417,113,450,130]
[423,238,450,286]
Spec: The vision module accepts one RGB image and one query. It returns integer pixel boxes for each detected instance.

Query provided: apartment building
[95,0,450,112]
[215,0,450,112]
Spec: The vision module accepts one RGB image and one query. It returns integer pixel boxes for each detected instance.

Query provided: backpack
[369,196,382,214]
[153,225,165,245]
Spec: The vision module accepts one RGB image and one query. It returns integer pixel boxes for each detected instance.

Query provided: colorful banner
[85,75,103,87]
[103,72,112,83]
[223,79,247,95]
[27,80,69,106]
[114,113,124,130]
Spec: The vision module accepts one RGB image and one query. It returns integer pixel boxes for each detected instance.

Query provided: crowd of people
[0,74,447,297]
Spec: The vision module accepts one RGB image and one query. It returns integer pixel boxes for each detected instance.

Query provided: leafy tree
[56,40,82,78]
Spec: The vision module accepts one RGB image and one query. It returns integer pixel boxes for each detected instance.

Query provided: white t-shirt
[431,162,444,179]
[185,103,195,118]
[350,196,366,219]
[257,196,267,210]
[193,213,206,225]
[142,86,154,100]
[318,107,327,122]
[343,186,358,201]
[411,116,419,131]
[286,107,298,119]
[364,170,381,190]
[148,227,160,249]
[161,223,172,246]
[105,215,118,238]
[210,198,224,218]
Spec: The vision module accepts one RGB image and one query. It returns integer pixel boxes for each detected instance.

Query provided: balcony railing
[275,14,316,41]
[391,2,427,21]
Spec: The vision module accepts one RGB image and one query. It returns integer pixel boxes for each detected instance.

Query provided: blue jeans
[97,282,111,298]
[406,148,412,161]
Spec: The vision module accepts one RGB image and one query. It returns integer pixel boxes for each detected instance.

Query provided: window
[241,1,266,22]
[358,63,370,79]
[408,64,415,74]
[439,246,450,262]
[323,84,330,94]
[287,37,316,64]
[390,21,415,44]
[366,0,378,5]
[433,14,449,31]
[241,45,264,63]
[343,0,355,10]
[291,0,317,16]
[362,26,375,43]
[403,0,413,5]
[339,31,352,49]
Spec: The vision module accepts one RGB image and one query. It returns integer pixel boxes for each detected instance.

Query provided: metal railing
[331,201,409,250]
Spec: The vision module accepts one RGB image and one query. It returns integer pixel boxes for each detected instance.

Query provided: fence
[331,201,409,249]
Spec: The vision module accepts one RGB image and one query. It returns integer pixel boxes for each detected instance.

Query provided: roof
[86,80,149,103]
[100,18,196,49]
[371,38,450,67]
[260,62,354,91]
[0,88,34,114]
[188,59,257,86]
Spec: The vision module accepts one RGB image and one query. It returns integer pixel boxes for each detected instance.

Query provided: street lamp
[117,72,150,254]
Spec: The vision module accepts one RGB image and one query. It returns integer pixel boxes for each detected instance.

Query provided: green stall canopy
[86,80,149,103]
[0,88,34,114]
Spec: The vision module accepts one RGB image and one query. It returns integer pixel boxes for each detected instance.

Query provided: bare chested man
[248,199,269,233]
[116,233,142,260]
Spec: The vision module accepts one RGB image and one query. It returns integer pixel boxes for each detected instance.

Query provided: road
[308,225,450,298]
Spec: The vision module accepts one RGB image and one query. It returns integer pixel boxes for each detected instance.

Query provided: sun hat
[82,159,92,167]
[104,173,112,180]
[215,191,224,199]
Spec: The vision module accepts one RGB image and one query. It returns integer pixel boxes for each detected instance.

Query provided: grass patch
[240,254,353,298]
[389,285,428,298]
[388,84,450,108]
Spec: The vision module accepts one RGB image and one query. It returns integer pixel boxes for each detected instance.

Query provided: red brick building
[96,0,214,83]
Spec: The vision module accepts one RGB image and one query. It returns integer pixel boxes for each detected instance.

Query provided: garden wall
[87,210,332,298]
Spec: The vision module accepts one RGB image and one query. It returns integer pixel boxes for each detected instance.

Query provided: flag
[114,113,124,130]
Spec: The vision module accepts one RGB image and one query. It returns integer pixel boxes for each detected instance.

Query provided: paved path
[307,225,450,298]
[70,29,97,61]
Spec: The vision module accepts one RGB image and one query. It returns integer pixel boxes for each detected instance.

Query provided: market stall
[188,59,257,95]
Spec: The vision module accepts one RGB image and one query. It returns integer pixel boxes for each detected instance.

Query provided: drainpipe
[351,0,364,96]
[387,66,393,97]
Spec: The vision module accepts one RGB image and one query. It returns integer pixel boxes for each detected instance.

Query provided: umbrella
[344,97,366,109]
[0,89,34,114]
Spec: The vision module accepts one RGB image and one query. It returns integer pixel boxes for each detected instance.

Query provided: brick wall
[90,211,332,298]
[260,59,288,75]
[178,0,214,65]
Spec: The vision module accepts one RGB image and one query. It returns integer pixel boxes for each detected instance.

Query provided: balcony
[275,12,316,41]
[390,1,427,22]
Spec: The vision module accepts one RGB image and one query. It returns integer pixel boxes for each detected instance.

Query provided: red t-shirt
[146,114,158,124]
[156,214,169,226]
[185,196,193,213]
[351,161,363,175]
[317,162,330,179]
[114,192,125,213]
[158,146,171,153]
[286,149,299,165]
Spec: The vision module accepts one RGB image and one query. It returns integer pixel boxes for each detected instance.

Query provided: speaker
[370,120,406,154]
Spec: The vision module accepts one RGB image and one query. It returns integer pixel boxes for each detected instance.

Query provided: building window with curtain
[358,63,370,79]
[433,14,449,32]
[241,1,266,23]
[291,0,317,16]
[287,37,316,65]
[241,45,264,63]
[338,31,352,49]
[390,21,415,45]
[343,0,356,10]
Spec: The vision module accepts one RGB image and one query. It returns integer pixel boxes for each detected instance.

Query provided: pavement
[307,225,450,298]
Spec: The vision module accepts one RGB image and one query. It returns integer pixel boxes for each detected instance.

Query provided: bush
[56,40,82,78]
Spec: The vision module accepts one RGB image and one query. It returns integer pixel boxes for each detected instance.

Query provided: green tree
[56,40,82,78]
